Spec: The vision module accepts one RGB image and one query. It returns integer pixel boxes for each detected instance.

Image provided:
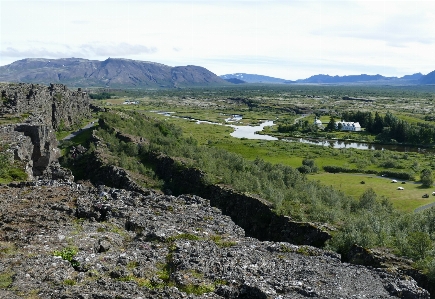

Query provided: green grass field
[98,99,435,213]
[308,172,435,212]
[58,126,96,156]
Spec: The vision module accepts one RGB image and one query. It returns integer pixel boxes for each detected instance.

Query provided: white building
[335,121,361,131]
[314,118,323,127]
[123,100,139,105]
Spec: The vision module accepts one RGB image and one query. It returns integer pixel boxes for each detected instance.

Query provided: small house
[335,121,361,132]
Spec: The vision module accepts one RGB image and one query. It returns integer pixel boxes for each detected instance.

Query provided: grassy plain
[134,110,435,211]
[93,84,435,212]
[80,85,435,272]
[308,173,434,212]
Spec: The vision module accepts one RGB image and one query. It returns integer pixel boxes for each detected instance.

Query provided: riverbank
[260,127,435,153]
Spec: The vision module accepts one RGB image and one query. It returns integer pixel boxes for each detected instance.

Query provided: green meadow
[137,107,435,213]
[92,85,435,213]
[308,173,434,212]
[67,85,435,277]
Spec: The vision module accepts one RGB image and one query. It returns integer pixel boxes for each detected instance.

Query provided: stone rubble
[0,83,430,297]
[0,180,429,298]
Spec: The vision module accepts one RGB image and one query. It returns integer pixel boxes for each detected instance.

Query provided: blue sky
[1,0,435,80]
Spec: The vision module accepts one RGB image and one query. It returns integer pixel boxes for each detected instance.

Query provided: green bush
[53,247,79,267]
[85,109,435,276]
[420,169,434,188]
[380,170,414,180]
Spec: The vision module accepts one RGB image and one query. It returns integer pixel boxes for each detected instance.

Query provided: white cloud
[79,43,157,56]
[0,43,157,60]
[0,47,79,58]
[1,0,435,79]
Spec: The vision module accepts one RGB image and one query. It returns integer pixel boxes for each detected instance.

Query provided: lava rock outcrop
[0,181,429,298]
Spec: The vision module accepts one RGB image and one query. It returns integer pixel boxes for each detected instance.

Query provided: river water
[229,120,278,140]
[282,137,433,153]
[152,111,433,153]
[225,120,432,153]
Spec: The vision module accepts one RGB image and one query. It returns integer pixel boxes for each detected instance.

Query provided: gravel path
[62,119,98,140]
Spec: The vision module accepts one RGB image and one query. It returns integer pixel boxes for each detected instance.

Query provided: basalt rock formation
[0,180,429,298]
[0,123,60,179]
[0,83,89,179]
[0,83,432,297]
[1,82,90,131]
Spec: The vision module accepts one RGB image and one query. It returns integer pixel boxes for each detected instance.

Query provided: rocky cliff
[0,83,88,179]
[0,180,429,298]
[0,83,432,297]
[1,82,90,131]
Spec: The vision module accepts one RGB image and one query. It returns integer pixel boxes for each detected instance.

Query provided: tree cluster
[89,92,115,100]
[278,119,318,134]
[74,110,435,280]
[342,110,435,144]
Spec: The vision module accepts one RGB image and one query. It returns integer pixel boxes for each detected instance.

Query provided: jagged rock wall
[0,123,62,179]
[79,141,331,247]
[0,180,429,298]
[0,82,90,130]
[0,83,87,179]
[0,125,34,177]
[13,123,60,176]
[149,153,332,246]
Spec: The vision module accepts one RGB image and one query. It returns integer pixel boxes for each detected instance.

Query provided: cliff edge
[0,83,430,298]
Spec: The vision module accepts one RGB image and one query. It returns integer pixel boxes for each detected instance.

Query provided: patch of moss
[168,233,200,242]
[210,235,237,248]
[127,261,139,270]
[0,242,17,257]
[179,283,215,295]
[280,244,295,253]
[0,272,13,288]
[63,279,76,286]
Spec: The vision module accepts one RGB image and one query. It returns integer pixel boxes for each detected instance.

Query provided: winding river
[152,111,433,153]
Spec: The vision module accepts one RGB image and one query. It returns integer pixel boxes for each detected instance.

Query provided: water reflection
[150,111,433,153]
[229,121,278,140]
[282,137,432,153]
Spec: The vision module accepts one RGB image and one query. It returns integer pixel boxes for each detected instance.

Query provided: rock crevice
[0,82,432,297]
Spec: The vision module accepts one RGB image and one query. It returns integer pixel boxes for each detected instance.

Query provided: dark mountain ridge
[295,73,425,84]
[0,58,229,88]
[419,70,435,84]
[220,73,287,84]
[221,72,433,84]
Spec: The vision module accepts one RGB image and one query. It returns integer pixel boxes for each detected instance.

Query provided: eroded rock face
[0,83,87,179]
[14,123,60,176]
[0,82,90,130]
[0,122,62,179]
[0,180,429,298]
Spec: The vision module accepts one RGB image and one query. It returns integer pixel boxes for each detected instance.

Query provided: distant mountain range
[0,58,229,88]
[1,58,435,87]
[220,73,287,84]
[419,70,435,84]
[220,72,435,85]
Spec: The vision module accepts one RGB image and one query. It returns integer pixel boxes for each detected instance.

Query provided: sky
[1,0,435,80]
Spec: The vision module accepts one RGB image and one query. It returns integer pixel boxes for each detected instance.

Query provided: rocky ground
[0,82,431,298]
[0,179,429,298]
